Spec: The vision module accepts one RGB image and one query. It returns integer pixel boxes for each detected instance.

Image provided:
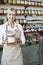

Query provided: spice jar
[4,0,8,3]
[4,9,7,14]
[31,1,35,5]
[8,0,12,4]
[28,1,32,5]
[25,0,28,5]
[21,10,24,14]
[17,9,21,14]
[25,10,28,15]
[0,9,4,14]
[34,1,38,6]
[21,0,24,4]
[41,2,43,6]
[13,0,17,4]
[17,0,20,4]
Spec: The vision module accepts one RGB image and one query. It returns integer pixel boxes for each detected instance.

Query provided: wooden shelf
[0,3,43,7]
[0,14,24,16]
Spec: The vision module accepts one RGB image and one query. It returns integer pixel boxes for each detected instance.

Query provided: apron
[1,24,23,65]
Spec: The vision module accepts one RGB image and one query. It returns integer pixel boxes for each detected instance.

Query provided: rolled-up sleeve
[18,24,25,44]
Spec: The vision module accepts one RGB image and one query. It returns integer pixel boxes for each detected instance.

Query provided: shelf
[0,14,24,16]
[0,3,25,6]
[26,5,43,8]
[20,21,43,25]
[24,30,43,34]
[27,14,43,16]
[0,3,43,8]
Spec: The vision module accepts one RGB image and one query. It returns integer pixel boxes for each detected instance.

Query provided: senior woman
[0,8,25,65]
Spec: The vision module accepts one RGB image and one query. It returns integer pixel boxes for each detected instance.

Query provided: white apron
[1,23,25,65]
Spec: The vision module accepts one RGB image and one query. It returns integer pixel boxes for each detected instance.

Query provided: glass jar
[4,9,7,14]
[38,10,41,15]
[16,19,20,23]
[28,1,32,5]
[4,0,8,3]
[8,0,12,4]
[28,10,32,14]
[34,1,38,6]
[31,1,35,5]
[41,10,43,15]
[21,0,24,4]
[13,0,16,4]
[20,19,23,23]
[41,2,43,6]
[35,10,38,15]
[25,0,28,5]
[38,2,41,6]
[17,0,20,4]
[17,9,21,14]
[24,19,26,23]
[21,10,24,14]
[25,10,28,15]
[0,9,3,14]
[32,10,35,15]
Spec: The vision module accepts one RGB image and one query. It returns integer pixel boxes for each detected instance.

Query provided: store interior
[0,0,43,65]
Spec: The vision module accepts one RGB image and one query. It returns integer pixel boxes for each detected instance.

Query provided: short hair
[7,8,16,14]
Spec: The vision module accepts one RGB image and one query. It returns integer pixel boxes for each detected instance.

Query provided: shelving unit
[0,0,43,65]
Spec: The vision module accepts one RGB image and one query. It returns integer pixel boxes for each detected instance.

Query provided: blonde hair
[7,8,16,14]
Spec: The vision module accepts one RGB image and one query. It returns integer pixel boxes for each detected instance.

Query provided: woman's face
[7,11,16,23]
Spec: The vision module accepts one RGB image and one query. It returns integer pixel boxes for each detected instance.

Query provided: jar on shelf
[32,10,35,15]
[24,19,26,23]
[41,2,43,6]
[13,0,17,4]
[16,9,21,14]
[28,10,32,15]
[25,10,28,15]
[25,0,28,5]
[4,9,7,14]
[38,10,41,15]
[35,10,38,15]
[0,9,4,14]
[28,1,32,5]
[20,19,23,23]
[16,19,20,23]
[31,1,35,5]
[8,0,12,4]
[34,1,38,6]
[21,10,25,14]
[41,10,43,15]
[20,0,24,4]
[4,0,8,3]
[17,0,21,4]
[38,2,41,6]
